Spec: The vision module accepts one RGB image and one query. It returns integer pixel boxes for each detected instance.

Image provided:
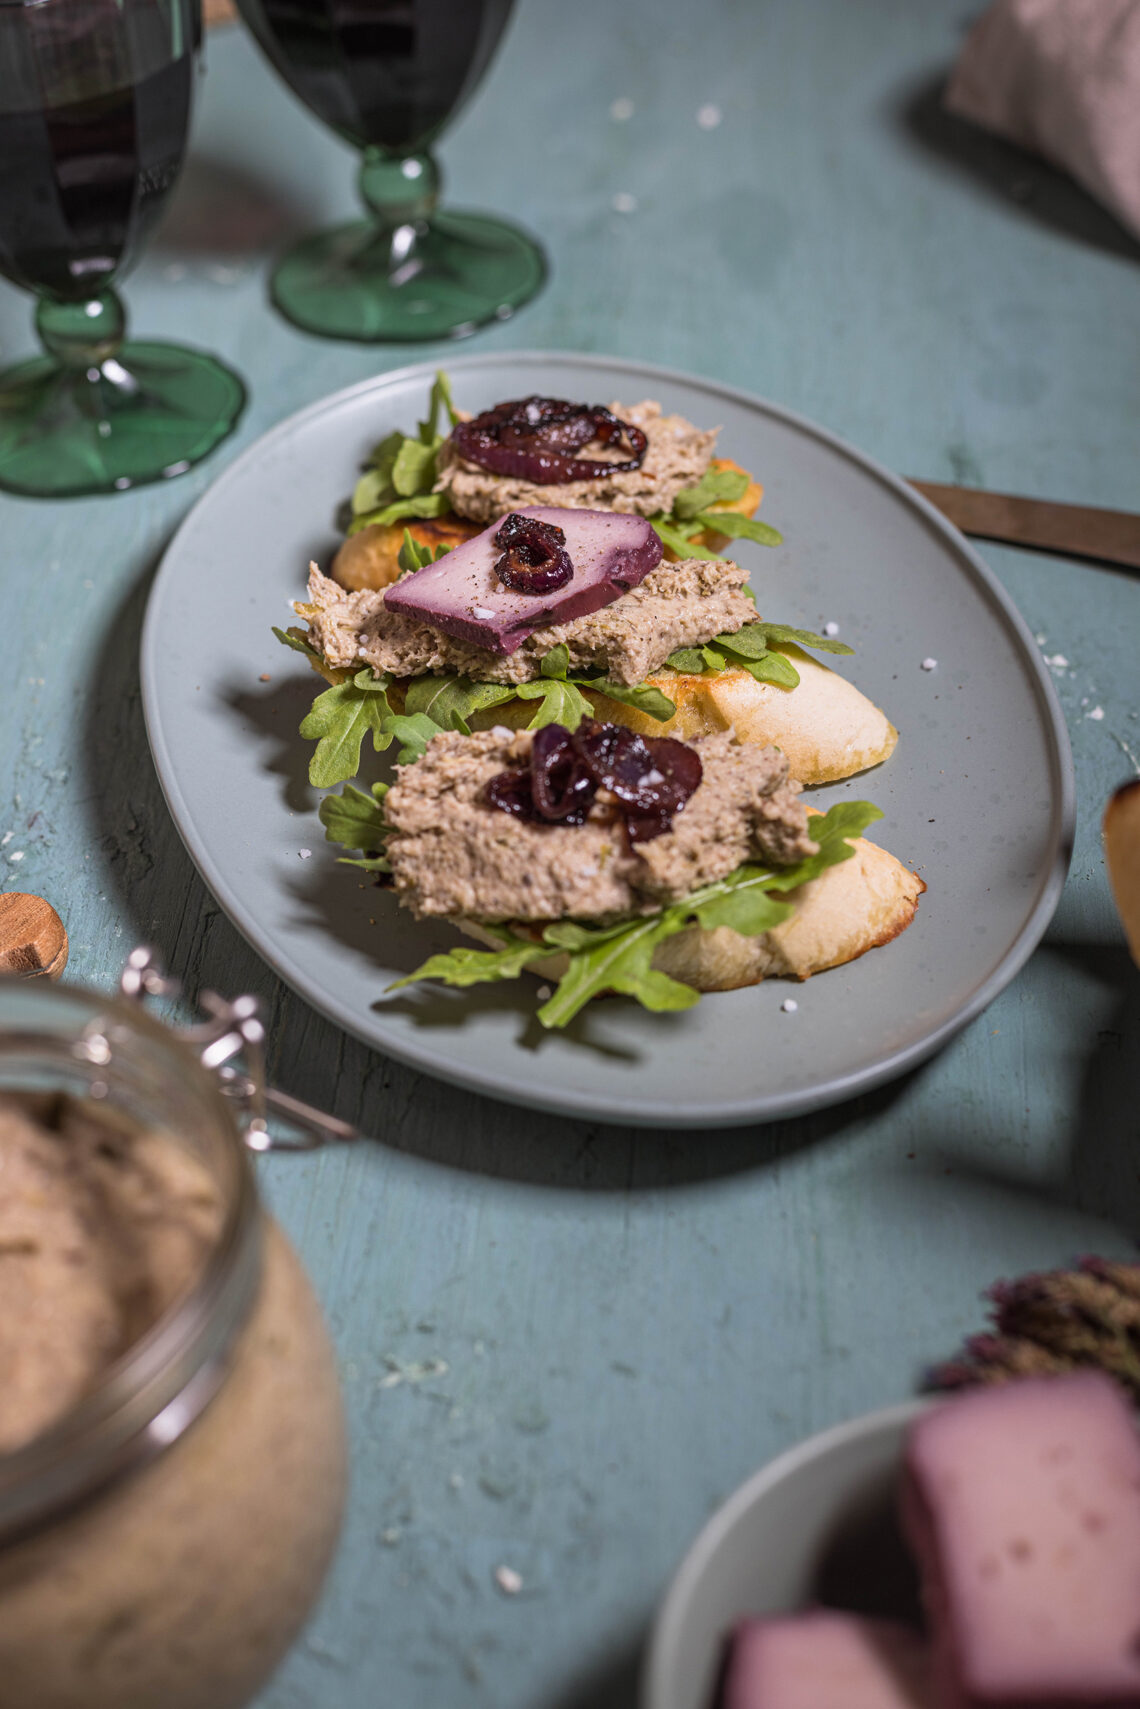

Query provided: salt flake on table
[921,657,937,671]
[609,96,634,122]
[1087,705,1105,720]
[494,1565,523,1595]
[781,998,798,1013]
[1044,653,1069,669]
[299,849,312,859]
[696,103,722,129]
[823,621,840,637]
[612,191,638,214]
[8,852,24,863]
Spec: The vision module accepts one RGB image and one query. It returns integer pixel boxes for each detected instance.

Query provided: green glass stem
[269,146,546,344]
[36,291,128,368]
[0,288,245,499]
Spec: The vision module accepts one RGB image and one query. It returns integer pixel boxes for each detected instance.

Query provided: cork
[0,894,69,980]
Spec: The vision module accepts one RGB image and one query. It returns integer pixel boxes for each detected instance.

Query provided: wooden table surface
[2,1,1138,1703]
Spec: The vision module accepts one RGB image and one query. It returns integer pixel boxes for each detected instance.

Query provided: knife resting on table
[907,481,1140,572]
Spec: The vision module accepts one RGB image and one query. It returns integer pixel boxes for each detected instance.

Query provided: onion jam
[492,512,574,595]
[452,397,648,485]
[485,720,702,844]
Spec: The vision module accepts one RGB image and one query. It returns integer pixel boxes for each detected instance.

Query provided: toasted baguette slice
[1104,778,1140,967]
[331,513,483,592]
[459,828,924,993]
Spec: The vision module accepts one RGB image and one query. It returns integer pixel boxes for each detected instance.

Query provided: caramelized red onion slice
[493,512,574,596]
[452,396,649,485]
[484,720,702,845]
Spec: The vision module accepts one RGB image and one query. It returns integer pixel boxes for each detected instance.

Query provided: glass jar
[0,975,347,1709]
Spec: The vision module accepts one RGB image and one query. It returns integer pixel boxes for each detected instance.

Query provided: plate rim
[140,348,1075,1129]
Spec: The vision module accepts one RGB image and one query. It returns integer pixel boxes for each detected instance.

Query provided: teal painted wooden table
[2,1,1138,1702]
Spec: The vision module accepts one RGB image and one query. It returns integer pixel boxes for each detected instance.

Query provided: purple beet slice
[383,506,662,655]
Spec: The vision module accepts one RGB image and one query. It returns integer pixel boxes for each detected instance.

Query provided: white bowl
[643,1399,930,1709]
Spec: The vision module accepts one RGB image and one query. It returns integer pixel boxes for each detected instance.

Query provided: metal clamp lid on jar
[117,946,359,1152]
[0,951,357,1548]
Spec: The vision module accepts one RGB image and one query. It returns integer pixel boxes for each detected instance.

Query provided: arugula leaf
[749,622,853,656]
[664,646,710,675]
[404,675,517,734]
[692,510,783,547]
[347,490,451,536]
[389,925,549,990]
[398,800,881,1027]
[299,675,394,788]
[347,370,457,531]
[319,781,390,853]
[738,651,801,689]
[384,711,446,765]
[580,677,676,721]
[540,643,571,679]
[536,916,700,1027]
[673,466,750,520]
[272,625,326,669]
[514,676,594,730]
[392,436,438,496]
[650,514,727,562]
[420,369,459,438]
[664,619,854,688]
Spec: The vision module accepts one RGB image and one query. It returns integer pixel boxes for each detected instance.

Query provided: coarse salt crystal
[471,606,495,620]
[1045,653,1069,669]
[781,998,798,1013]
[536,985,552,1001]
[823,621,840,637]
[494,1565,523,1595]
[921,657,937,672]
[299,849,312,860]
[491,725,512,739]
[1088,705,1105,721]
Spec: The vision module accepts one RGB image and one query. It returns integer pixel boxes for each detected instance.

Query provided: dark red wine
[236,0,512,152]
[0,52,191,301]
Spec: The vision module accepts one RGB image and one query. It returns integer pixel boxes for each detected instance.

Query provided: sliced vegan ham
[382,506,661,655]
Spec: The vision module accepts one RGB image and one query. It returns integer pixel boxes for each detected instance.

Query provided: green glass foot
[0,341,246,499]
[269,208,547,343]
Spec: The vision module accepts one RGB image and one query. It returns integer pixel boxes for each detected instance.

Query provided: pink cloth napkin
[945,0,1140,240]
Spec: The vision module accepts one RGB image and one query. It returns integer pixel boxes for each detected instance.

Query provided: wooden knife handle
[908,480,1140,572]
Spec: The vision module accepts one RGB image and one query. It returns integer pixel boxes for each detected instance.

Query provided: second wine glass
[235,0,546,342]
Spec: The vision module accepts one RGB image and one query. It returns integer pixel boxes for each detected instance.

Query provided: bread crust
[330,514,483,593]
[458,829,924,993]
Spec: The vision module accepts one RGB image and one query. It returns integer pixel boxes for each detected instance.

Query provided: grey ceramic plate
[141,351,1073,1128]
[642,1400,929,1709]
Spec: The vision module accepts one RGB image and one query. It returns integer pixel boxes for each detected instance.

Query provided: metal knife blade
[907,481,1140,572]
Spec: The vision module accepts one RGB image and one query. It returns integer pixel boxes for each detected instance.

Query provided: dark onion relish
[484,720,702,844]
[452,397,648,485]
[493,512,574,596]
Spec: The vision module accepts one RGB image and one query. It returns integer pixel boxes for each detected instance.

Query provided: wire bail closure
[118,947,358,1152]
